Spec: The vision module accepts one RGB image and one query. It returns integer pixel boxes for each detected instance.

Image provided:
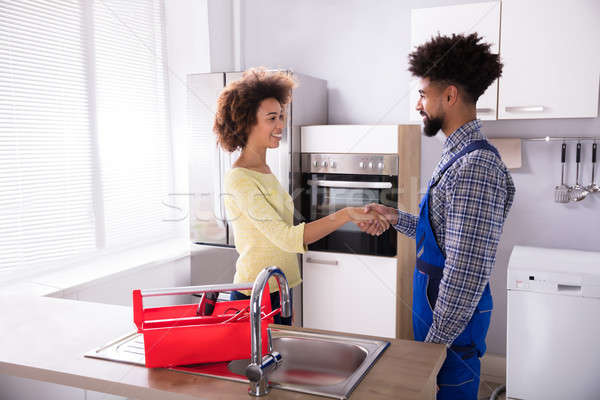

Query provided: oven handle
[306,179,392,189]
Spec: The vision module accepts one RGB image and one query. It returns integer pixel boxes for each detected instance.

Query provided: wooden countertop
[0,295,445,400]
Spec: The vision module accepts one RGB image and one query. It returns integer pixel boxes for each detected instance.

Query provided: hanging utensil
[554,143,570,203]
[570,142,589,202]
[587,142,599,193]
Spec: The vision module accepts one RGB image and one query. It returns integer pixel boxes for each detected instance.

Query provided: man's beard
[420,112,443,137]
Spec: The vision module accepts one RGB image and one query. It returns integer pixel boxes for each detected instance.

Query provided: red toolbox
[132,284,275,368]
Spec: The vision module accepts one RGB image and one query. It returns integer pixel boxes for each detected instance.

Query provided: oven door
[302,173,397,256]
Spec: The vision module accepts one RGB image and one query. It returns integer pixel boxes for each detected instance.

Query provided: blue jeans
[230,289,293,326]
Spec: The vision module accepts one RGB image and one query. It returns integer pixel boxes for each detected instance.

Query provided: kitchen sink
[85,328,389,399]
[229,336,367,387]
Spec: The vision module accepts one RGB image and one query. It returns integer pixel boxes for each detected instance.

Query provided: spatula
[554,143,570,203]
[587,143,599,193]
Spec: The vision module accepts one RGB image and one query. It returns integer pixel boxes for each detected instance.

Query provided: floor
[478,380,506,400]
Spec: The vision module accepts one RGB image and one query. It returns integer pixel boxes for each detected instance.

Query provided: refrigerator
[188,71,327,324]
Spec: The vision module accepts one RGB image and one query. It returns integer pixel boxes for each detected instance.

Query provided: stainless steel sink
[226,329,389,399]
[237,336,367,387]
[85,328,389,399]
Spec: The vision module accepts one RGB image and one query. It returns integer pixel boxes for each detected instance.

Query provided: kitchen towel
[488,138,522,169]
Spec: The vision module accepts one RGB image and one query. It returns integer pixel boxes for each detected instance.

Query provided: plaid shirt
[394,119,515,345]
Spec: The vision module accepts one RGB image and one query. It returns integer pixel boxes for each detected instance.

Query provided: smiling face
[246,97,285,149]
[415,77,445,137]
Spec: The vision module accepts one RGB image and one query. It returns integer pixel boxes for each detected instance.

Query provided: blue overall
[413,140,499,400]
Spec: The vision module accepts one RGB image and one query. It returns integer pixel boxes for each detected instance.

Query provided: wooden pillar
[396,125,421,340]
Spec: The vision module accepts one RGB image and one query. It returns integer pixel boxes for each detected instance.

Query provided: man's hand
[345,207,390,236]
[357,203,399,236]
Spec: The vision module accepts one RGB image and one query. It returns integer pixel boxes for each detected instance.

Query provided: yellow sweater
[224,167,305,294]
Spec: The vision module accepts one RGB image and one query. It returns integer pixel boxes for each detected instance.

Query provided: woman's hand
[356,203,398,236]
[344,207,390,236]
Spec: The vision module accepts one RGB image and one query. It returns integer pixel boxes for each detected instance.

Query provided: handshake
[346,203,399,236]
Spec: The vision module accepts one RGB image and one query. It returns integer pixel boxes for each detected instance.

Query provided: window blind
[0,0,96,275]
[0,0,175,279]
[93,0,174,249]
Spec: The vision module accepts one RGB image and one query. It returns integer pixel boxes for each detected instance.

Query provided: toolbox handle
[133,282,268,331]
[139,283,254,297]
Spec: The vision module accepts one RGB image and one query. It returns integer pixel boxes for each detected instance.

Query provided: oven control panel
[301,153,398,176]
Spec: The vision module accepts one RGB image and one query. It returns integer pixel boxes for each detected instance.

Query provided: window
[0,0,176,280]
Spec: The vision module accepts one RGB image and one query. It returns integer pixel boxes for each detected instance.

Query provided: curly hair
[213,68,297,152]
[408,32,503,103]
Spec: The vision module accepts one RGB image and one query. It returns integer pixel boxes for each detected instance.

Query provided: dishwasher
[507,246,600,400]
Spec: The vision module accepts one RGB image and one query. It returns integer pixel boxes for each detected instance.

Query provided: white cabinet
[410,0,600,120]
[498,0,600,119]
[410,2,501,121]
[301,125,399,154]
[302,251,397,338]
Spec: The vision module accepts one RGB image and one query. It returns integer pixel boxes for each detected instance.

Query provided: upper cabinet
[410,0,600,120]
[498,0,600,119]
[410,2,501,122]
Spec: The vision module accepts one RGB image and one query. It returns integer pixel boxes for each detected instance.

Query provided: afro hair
[408,32,503,103]
[213,68,296,152]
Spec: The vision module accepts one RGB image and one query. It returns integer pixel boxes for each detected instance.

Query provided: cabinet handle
[505,105,545,113]
[476,108,493,113]
[306,258,339,266]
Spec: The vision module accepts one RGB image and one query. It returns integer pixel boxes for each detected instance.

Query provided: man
[361,33,515,399]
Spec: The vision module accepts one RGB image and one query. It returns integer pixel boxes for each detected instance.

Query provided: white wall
[240,0,600,355]
[163,0,243,228]
[163,0,211,231]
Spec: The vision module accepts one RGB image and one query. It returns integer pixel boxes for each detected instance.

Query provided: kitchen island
[0,295,445,400]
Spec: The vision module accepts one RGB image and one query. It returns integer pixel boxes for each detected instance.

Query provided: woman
[213,68,388,325]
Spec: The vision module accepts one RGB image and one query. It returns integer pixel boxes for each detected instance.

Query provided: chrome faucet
[245,266,291,396]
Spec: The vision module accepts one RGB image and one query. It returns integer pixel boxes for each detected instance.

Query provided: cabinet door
[410,2,501,122]
[302,251,397,338]
[498,0,600,119]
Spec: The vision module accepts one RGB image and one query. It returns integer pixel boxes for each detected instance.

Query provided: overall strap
[430,140,500,189]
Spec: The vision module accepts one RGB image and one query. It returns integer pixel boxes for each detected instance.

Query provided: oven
[300,153,398,257]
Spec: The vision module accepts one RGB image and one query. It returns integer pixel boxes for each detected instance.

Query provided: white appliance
[507,246,600,400]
